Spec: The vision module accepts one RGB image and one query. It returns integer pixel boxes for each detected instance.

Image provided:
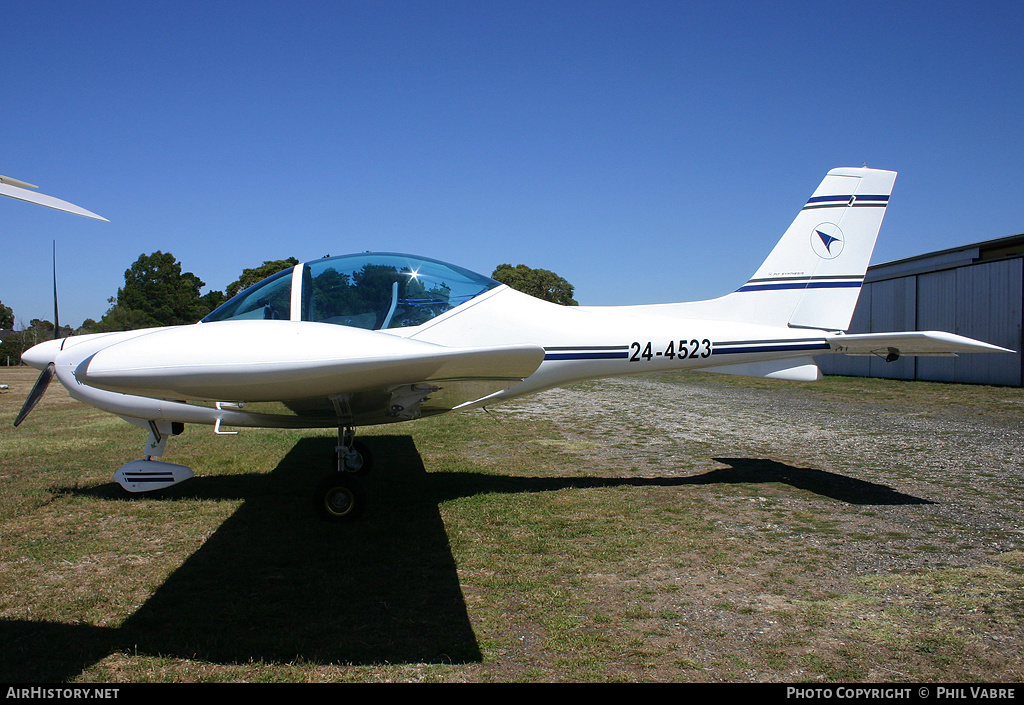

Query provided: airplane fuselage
[23,284,830,432]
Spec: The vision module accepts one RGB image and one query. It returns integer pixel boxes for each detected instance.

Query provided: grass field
[1,365,1023,683]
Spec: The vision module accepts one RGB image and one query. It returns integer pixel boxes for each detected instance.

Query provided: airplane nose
[21,338,65,370]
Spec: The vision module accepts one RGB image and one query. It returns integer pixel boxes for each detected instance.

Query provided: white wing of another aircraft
[13,167,1014,520]
[0,174,108,221]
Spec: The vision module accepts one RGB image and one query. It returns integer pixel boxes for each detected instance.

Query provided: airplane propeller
[13,242,61,427]
[14,362,55,427]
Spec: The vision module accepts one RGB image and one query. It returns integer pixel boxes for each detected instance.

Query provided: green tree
[0,337,16,364]
[0,300,17,364]
[200,290,228,312]
[0,300,13,330]
[226,258,298,298]
[491,263,578,306]
[96,251,210,331]
[93,300,161,332]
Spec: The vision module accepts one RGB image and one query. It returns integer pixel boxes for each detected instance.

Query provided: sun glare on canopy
[202,253,501,329]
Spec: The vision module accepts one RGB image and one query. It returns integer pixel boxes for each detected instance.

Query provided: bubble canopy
[202,253,502,330]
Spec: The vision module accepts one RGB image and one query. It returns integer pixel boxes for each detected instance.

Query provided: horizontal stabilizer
[704,356,822,382]
[0,178,108,221]
[826,331,1014,357]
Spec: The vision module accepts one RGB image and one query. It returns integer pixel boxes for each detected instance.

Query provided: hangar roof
[866,233,1024,283]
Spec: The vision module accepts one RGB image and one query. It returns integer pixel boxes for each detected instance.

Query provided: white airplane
[12,167,1011,521]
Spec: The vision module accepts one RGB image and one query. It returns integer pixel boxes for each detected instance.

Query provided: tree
[0,300,16,364]
[95,251,210,331]
[23,319,54,346]
[491,263,578,306]
[93,301,162,332]
[0,300,13,330]
[225,258,298,298]
[200,290,228,312]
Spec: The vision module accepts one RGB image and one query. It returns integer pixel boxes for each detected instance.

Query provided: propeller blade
[14,363,55,427]
[52,241,60,339]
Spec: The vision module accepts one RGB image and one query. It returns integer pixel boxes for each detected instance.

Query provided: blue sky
[3,1,1023,328]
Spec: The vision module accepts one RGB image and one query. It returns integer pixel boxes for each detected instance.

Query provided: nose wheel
[317,473,366,522]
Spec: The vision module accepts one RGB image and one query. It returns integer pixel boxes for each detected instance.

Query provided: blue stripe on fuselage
[713,341,830,355]
[737,280,861,292]
[544,351,630,360]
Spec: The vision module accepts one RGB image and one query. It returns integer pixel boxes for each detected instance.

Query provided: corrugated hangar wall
[818,234,1024,386]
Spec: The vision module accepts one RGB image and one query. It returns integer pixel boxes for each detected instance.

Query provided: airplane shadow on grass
[1,436,929,681]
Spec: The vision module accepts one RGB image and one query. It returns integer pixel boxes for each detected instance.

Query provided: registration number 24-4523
[629,339,712,363]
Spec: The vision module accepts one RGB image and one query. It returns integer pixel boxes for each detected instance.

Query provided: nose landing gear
[316,426,373,522]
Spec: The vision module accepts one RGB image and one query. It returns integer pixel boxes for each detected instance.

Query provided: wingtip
[0,180,108,221]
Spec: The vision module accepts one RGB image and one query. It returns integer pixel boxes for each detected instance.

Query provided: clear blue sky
[3,1,1023,328]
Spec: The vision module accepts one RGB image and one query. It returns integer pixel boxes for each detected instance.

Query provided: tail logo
[811,223,844,259]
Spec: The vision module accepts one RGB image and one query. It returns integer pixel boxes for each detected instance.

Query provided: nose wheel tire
[317,474,366,522]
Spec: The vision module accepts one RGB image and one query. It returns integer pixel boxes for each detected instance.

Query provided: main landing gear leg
[316,425,373,522]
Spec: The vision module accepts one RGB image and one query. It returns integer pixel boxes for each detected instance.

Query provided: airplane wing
[69,320,545,426]
[0,176,108,221]
[826,331,1014,357]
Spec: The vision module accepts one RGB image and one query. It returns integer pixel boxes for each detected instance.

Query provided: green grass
[1,367,1023,682]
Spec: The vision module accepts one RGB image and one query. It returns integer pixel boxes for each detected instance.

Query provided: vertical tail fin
[732,167,897,330]
[598,167,897,332]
